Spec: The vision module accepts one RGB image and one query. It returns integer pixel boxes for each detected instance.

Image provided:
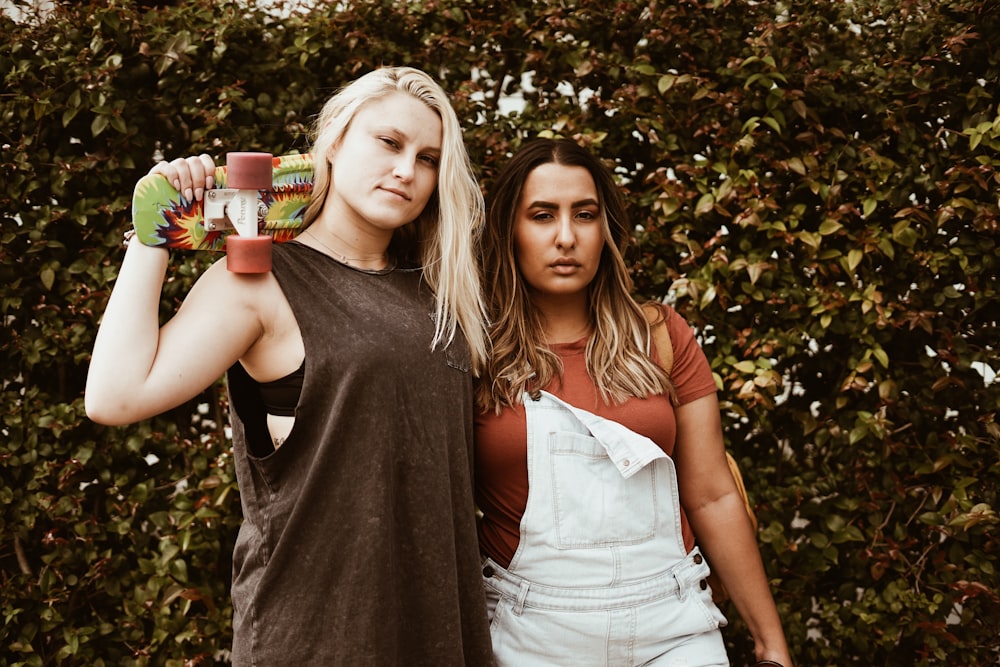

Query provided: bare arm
[85,156,265,425]
[674,393,793,666]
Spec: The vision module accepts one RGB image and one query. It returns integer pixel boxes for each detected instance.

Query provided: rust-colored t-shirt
[475,305,717,568]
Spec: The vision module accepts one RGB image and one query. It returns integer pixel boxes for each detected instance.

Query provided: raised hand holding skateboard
[130,152,314,273]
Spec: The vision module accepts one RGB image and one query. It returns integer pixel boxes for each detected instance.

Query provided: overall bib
[482,392,729,666]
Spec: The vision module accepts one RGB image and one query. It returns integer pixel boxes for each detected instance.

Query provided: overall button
[700,579,708,590]
[483,565,496,578]
[693,553,703,564]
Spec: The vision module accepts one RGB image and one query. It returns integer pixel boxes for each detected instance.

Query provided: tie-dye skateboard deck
[130,152,313,272]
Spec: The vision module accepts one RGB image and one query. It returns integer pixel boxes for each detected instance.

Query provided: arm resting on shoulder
[85,239,266,425]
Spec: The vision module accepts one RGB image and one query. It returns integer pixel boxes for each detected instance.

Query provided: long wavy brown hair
[476,138,674,413]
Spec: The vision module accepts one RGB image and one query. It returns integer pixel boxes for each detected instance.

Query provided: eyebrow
[526,198,600,210]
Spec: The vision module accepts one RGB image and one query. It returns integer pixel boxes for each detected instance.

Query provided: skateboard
[131,152,314,272]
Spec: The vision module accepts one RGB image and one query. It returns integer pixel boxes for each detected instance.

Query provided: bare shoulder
[173,258,283,346]
[201,257,302,380]
[194,254,300,310]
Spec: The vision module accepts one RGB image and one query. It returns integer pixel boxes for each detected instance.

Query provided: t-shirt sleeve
[657,304,717,405]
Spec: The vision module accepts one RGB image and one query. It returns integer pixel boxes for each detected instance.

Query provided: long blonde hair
[476,139,673,412]
[305,67,487,371]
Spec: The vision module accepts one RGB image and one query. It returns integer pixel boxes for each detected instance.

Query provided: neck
[533,293,592,344]
[303,223,392,270]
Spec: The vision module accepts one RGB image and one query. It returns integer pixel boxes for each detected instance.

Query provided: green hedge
[2,0,997,664]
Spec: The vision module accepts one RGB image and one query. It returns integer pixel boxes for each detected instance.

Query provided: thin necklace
[303,229,389,268]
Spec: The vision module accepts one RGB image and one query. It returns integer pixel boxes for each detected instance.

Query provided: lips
[380,186,410,201]
[549,258,582,274]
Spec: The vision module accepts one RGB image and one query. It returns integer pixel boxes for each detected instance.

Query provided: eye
[379,136,400,149]
[576,209,599,221]
[530,211,555,222]
[419,154,439,167]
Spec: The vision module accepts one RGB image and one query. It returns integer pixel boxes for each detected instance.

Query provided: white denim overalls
[482,392,729,667]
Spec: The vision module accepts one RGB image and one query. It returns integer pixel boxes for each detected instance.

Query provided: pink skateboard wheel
[226,235,272,273]
[226,152,273,190]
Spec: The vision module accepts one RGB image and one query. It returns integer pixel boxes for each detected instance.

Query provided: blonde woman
[87,67,494,665]
[475,139,791,666]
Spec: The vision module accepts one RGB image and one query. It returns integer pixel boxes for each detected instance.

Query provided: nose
[393,155,415,182]
[555,216,576,249]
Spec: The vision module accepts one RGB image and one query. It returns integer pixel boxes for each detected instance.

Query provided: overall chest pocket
[547,431,661,548]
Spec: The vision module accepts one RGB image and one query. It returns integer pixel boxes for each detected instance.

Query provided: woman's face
[327,91,442,234]
[512,162,605,302]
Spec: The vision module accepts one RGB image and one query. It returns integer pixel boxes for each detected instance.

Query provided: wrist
[123,229,168,254]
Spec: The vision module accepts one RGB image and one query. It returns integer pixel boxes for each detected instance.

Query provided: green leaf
[694,193,715,216]
[847,249,863,272]
[818,219,843,236]
[90,113,109,137]
[787,157,806,175]
[796,231,821,249]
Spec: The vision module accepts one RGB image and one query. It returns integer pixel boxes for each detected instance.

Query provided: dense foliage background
[2,0,997,664]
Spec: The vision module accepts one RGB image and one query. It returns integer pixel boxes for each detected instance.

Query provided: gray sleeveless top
[226,242,494,665]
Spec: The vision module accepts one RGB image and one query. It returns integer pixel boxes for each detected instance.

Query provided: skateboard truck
[203,189,266,235]
[211,152,274,273]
